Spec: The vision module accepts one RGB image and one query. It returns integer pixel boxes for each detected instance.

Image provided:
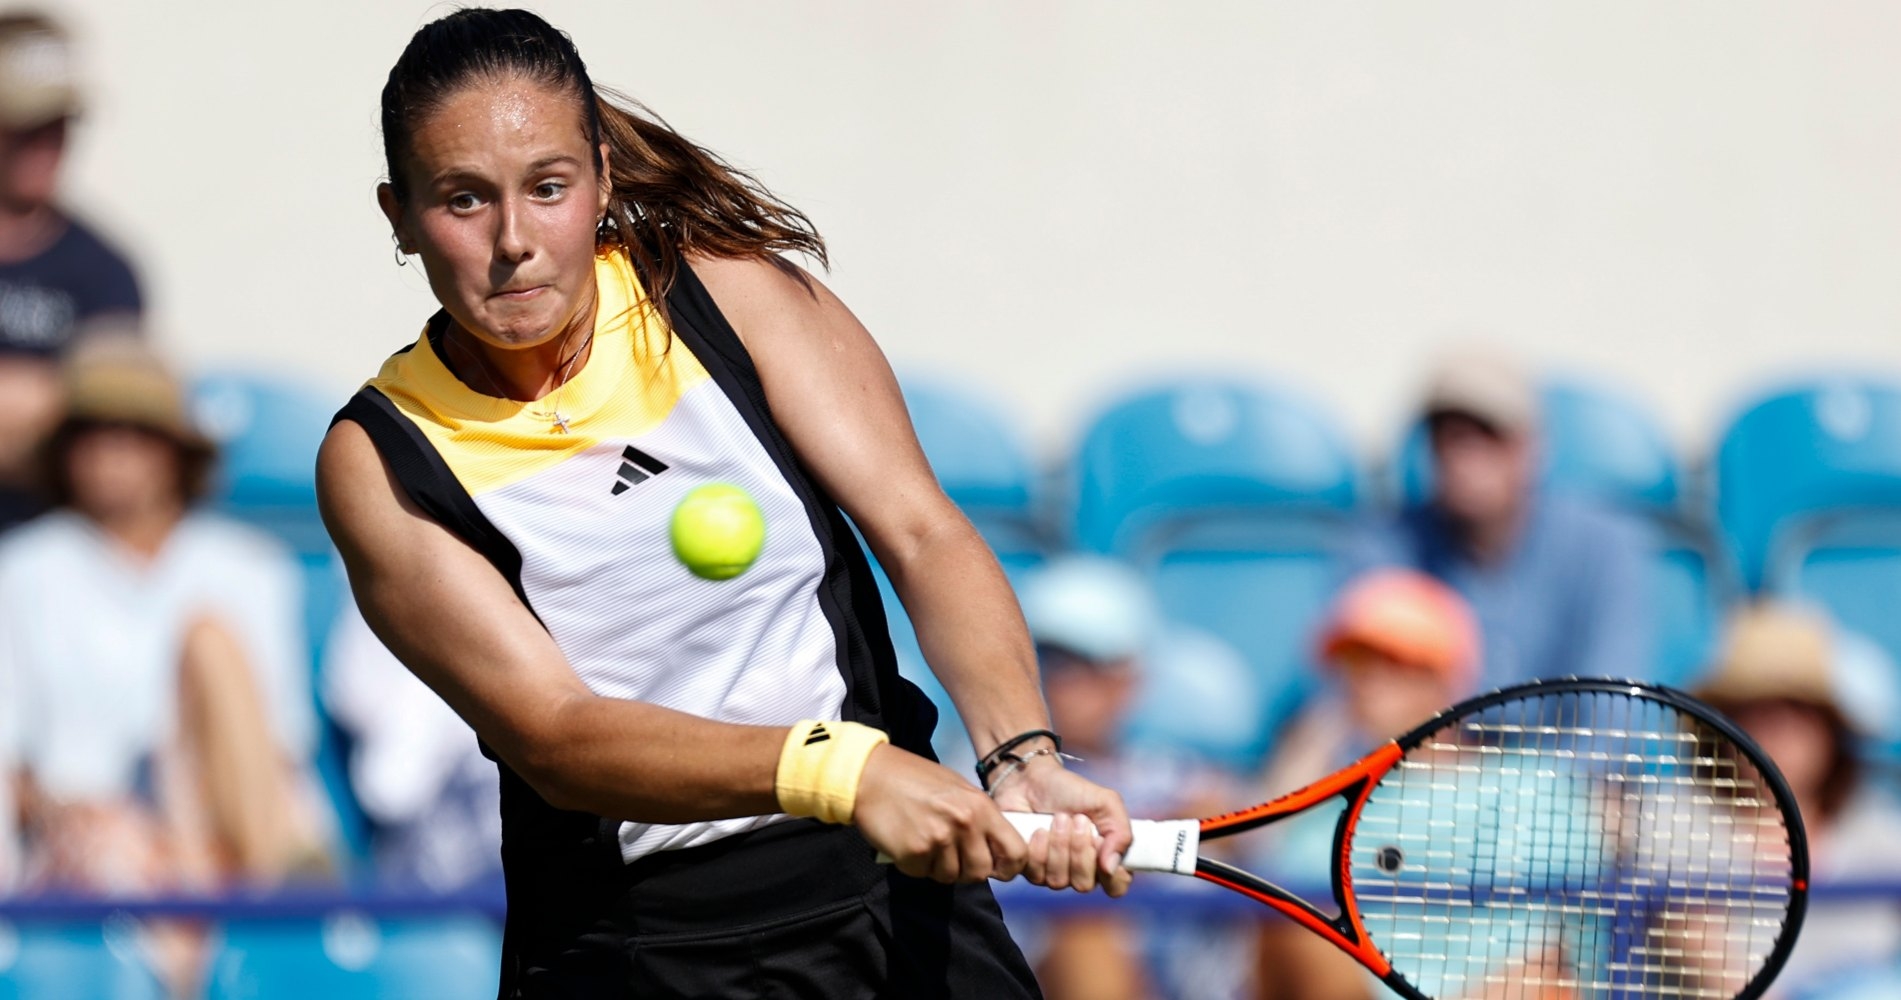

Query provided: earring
[391,233,409,267]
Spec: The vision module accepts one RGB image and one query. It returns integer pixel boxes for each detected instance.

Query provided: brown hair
[379,8,826,323]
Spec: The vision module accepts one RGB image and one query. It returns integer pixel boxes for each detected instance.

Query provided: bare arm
[691,255,1132,891]
[316,420,786,824]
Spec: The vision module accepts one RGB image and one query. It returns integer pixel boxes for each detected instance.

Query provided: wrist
[975,728,1064,791]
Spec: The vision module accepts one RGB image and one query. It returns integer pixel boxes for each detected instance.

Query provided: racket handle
[872,813,1200,876]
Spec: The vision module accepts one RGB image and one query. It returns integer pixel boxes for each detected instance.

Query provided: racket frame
[1191,677,1810,1000]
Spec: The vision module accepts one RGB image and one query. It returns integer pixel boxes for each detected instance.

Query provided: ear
[596,142,613,217]
[376,182,411,252]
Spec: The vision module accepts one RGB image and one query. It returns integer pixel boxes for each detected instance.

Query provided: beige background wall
[46,0,1901,461]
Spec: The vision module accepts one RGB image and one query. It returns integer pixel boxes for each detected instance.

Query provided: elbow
[505,712,594,813]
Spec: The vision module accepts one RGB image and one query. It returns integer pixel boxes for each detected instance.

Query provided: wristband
[775,720,889,825]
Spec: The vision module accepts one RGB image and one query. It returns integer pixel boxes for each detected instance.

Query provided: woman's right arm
[315,421,1020,881]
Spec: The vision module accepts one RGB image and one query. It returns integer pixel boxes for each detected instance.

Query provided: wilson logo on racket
[610,445,669,496]
[992,678,1810,1000]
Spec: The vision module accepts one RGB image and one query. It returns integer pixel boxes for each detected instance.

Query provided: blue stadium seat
[901,378,1047,574]
[1774,510,1901,676]
[0,919,163,999]
[1716,378,1901,592]
[1068,381,1359,748]
[192,372,368,862]
[1390,378,1727,686]
[206,915,500,1000]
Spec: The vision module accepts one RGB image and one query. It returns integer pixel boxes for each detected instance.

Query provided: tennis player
[316,8,1132,997]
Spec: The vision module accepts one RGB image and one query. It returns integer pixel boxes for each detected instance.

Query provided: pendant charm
[551,411,571,434]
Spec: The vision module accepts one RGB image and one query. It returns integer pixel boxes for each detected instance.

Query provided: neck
[91,501,185,561]
[447,311,597,404]
[0,200,63,264]
[1454,506,1525,565]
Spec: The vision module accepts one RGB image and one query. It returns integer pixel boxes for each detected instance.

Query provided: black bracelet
[976,729,1062,790]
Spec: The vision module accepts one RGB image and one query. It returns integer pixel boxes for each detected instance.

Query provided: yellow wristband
[775,719,889,825]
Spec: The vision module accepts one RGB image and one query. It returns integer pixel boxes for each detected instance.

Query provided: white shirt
[0,511,315,802]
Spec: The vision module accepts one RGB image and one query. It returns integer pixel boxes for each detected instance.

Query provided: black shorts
[499,817,1043,999]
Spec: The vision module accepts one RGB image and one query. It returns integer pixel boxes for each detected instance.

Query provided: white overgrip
[1002,812,1200,876]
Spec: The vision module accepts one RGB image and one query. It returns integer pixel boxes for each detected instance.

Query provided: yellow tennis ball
[670,483,766,581]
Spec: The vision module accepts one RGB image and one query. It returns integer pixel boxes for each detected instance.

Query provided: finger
[1067,814,1099,894]
[1088,793,1133,876]
[988,815,1028,882]
[1044,813,1072,890]
[1103,865,1135,899]
[928,837,962,885]
[1022,828,1049,885]
[958,820,995,884]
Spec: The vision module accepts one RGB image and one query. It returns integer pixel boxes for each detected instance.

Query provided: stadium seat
[192,372,369,862]
[1715,378,1901,592]
[0,919,163,1000]
[1390,378,1729,686]
[206,915,500,1000]
[1068,381,1359,747]
[901,378,1047,574]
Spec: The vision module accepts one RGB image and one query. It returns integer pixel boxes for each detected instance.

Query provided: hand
[853,744,1028,884]
[990,754,1135,897]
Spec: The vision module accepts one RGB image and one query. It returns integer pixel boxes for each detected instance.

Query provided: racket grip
[872,813,1200,876]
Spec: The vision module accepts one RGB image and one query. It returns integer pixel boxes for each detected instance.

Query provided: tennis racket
[996,677,1809,1000]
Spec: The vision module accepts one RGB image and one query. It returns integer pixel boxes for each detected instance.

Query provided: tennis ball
[670,483,766,581]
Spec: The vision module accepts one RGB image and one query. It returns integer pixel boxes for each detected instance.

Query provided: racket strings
[1349,689,1796,1000]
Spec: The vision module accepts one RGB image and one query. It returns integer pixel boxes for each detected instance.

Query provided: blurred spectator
[1014,556,1247,1000]
[1693,602,1901,996]
[322,603,500,891]
[1358,346,1650,687]
[0,12,142,531]
[0,337,327,902]
[1251,569,1480,1000]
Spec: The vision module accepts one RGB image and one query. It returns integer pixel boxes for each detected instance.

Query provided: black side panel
[331,387,530,608]
[657,260,939,758]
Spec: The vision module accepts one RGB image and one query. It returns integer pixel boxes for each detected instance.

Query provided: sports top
[332,250,933,866]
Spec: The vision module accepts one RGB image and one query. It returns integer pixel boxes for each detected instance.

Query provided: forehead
[405,75,590,175]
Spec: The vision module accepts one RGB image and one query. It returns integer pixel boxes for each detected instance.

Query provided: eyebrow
[427,153,586,188]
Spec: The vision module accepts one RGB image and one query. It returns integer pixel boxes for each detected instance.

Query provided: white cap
[1018,556,1159,664]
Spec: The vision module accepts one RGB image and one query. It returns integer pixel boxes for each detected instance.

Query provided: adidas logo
[611,445,670,495]
[805,724,831,746]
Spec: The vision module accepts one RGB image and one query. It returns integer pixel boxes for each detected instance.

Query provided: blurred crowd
[4,10,1901,1000]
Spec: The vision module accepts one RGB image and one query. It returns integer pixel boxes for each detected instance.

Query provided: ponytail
[592,89,827,310]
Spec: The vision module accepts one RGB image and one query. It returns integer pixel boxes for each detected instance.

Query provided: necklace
[447,324,594,434]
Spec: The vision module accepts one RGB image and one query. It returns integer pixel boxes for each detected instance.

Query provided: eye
[533,180,568,200]
[448,192,482,213]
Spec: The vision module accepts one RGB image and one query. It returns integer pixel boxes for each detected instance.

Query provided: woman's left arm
[691,255,1133,890]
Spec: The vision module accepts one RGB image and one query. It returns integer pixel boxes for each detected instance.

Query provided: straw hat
[1694,603,1841,718]
[1318,569,1480,684]
[0,13,80,130]
[58,335,213,456]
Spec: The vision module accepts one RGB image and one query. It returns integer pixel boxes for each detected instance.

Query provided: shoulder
[0,511,91,573]
[683,253,841,347]
[48,215,140,284]
[1539,493,1652,551]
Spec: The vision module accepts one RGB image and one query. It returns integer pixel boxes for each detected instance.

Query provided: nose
[494,195,532,264]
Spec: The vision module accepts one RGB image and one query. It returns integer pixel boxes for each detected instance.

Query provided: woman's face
[1334,645,1456,742]
[65,423,183,521]
[1729,700,1838,807]
[380,76,611,353]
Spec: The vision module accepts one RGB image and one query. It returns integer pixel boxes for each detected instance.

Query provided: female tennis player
[316,8,1132,997]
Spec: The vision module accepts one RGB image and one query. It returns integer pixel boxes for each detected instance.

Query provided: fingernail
[1106,852,1123,873]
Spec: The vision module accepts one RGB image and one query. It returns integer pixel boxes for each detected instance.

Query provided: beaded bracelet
[976,729,1062,790]
[982,746,1082,797]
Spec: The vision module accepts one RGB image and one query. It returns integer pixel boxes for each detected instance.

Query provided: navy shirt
[1353,493,1653,688]
[0,216,141,358]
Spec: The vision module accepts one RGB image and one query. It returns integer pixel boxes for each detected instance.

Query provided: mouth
[490,284,550,302]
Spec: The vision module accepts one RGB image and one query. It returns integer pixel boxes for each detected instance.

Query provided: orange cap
[1318,569,1480,683]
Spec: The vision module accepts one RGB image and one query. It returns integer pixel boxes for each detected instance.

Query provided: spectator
[0,12,142,531]
[1014,556,1247,1000]
[322,602,500,891]
[1691,602,1901,996]
[1359,346,1651,687]
[1252,569,1480,1000]
[0,337,327,900]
